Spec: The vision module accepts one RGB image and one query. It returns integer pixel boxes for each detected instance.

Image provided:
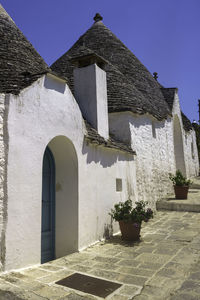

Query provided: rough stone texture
[0,94,7,272]
[109,91,199,208]
[109,112,175,208]
[51,19,171,121]
[0,5,50,95]
[0,211,200,299]
[173,92,199,177]
[184,127,199,176]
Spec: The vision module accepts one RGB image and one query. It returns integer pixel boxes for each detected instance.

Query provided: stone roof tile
[0,4,50,95]
[85,121,135,155]
[51,17,171,120]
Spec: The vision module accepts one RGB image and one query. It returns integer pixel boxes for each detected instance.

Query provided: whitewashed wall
[173,91,199,177]
[4,74,136,271]
[183,128,199,176]
[0,93,7,271]
[5,75,84,270]
[3,74,198,271]
[79,144,136,251]
[109,91,199,208]
[109,112,175,208]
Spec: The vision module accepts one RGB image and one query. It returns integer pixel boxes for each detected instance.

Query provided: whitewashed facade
[109,89,199,208]
[0,5,199,271]
[0,74,137,270]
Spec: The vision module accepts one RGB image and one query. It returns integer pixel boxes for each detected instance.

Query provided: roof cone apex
[93,13,103,23]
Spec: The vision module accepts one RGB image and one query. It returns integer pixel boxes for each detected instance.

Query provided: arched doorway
[173,115,186,176]
[41,147,55,263]
[41,136,78,263]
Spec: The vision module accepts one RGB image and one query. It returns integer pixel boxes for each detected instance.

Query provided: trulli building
[0,6,198,271]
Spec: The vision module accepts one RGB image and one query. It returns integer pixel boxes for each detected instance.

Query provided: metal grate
[56,272,122,298]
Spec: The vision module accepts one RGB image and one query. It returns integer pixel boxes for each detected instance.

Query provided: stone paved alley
[0,180,200,300]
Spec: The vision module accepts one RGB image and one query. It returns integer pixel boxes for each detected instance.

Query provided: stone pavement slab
[0,211,200,299]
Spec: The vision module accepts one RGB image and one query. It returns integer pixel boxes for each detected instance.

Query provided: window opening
[116,178,122,192]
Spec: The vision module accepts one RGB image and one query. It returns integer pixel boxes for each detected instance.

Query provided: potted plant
[109,199,153,241]
[169,170,192,199]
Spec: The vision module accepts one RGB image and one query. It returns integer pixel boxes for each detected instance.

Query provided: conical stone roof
[0,5,50,95]
[51,15,171,120]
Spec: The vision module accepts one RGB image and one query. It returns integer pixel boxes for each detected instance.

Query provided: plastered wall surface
[184,130,199,176]
[109,98,199,209]
[172,92,199,177]
[74,64,109,140]
[0,93,7,271]
[79,144,136,251]
[109,112,175,208]
[2,74,198,271]
[130,116,175,207]
[5,75,84,270]
[5,75,136,270]
[48,136,79,258]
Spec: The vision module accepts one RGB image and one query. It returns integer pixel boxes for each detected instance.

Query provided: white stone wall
[184,129,199,177]
[79,144,136,251]
[4,75,136,271]
[0,93,8,271]
[109,112,175,208]
[3,73,198,271]
[109,92,199,208]
[172,91,199,177]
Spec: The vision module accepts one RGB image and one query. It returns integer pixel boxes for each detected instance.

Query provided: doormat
[56,272,122,298]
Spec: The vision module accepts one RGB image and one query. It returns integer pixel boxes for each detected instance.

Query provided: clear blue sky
[1,0,200,122]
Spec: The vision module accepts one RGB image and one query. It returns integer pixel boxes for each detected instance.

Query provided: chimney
[72,53,109,140]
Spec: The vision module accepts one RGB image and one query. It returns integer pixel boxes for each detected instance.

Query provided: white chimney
[73,54,109,140]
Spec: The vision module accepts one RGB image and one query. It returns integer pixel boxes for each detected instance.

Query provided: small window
[185,134,187,145]
[116,178,122,192]
[152,121,156,138]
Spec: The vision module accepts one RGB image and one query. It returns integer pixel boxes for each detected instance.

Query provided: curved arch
[173,115,186,176]
[42,135,78,261]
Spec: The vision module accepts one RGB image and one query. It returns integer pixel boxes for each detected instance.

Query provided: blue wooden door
[41,147,55,263]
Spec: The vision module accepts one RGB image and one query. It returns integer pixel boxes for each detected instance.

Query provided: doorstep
[156,189,200,213]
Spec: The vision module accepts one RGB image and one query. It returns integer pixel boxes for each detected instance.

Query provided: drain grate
[56,272,122,298]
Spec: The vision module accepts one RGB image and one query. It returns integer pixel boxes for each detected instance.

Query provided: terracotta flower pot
[174,185,189,199]
[119,220,141,241]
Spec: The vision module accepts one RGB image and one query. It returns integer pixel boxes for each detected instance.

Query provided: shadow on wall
[44,75,66,94]
[173,114,186,176]
[82,143,134,168]
[103,222,113,240]
[47,135,79,258]
[126,112,166,129]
